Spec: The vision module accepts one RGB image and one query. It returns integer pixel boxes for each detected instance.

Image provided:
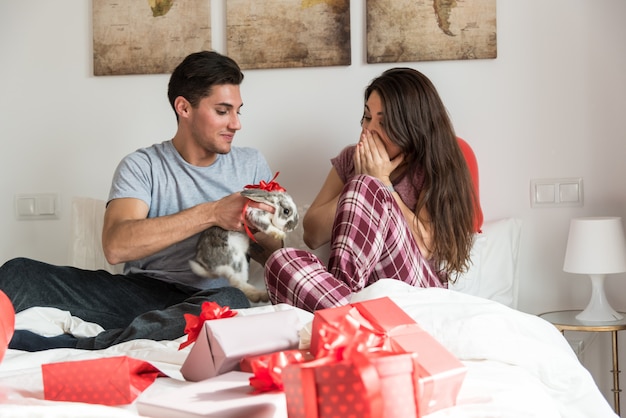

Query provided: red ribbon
[244,172,286,192]
[178,301,237,350]
[248,307,395,418]
[241,172,286,243]
[241,201,258,243]
[316,308,391,361]
[248,350,307,393]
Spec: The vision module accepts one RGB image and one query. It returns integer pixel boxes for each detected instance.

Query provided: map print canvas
[93,0,211,76]
[226,0,351,70]
[366,0,497,63]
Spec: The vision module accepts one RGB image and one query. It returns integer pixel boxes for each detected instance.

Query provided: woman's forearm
[302,196,339,250]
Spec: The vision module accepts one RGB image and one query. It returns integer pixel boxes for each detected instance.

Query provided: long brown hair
[365,67,476,278]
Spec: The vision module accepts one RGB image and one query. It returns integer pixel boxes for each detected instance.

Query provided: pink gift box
[181,309,301,382]
[309,297,466,415]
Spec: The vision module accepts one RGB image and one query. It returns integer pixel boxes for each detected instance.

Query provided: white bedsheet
[0,282,618,418]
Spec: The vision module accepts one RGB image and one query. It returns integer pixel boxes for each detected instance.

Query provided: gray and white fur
[189,188,299,303]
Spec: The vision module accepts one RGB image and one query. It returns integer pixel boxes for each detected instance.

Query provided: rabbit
[189,188,299,303]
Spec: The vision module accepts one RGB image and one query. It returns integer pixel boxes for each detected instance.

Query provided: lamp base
[575,274,623,322]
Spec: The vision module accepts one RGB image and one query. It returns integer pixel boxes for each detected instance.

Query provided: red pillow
[457,137,483,233]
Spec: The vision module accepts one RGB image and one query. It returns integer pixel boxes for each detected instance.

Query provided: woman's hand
[354,128,403,184]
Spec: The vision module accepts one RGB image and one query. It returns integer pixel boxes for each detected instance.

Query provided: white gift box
[137,371,287,418]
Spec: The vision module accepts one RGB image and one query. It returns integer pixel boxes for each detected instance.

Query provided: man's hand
[211,193,251,232]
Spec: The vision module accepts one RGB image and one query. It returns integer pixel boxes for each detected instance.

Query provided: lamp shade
[563,217,626,275]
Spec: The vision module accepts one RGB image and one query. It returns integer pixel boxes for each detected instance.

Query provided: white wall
[2,0,626,405]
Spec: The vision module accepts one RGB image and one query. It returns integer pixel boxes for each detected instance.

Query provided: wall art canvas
[366,0,497,63]
[93,0,211,75]
[226,0,351,70]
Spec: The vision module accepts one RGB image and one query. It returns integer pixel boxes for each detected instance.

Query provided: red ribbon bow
[315,308,390,361]
[248,350,307,393]
[244,172,286,192]
[178,301,237,350]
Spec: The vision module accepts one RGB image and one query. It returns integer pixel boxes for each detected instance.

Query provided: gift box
[0,290,14,363]
[42,356,164,405]
[137,371,286,418]
[309,297,466,416]
[283,351,421,418]
[309,297,419,356]
[181,309,301,382]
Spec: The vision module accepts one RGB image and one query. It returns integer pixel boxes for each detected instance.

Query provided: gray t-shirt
[108,140,272,289]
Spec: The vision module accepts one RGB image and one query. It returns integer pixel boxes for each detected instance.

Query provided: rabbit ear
[241,188,276,204]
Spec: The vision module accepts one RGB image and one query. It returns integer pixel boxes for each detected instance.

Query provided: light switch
[535,184,556,203]
[37,195,56,215]
[559,182,580,203]
[15,193,59,220]
[16,197,36,216]
[531,178,583,208]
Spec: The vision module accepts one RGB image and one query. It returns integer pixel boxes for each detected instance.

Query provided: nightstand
[539,310,626,415]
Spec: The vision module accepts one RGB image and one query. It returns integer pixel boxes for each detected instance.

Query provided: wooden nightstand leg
[611,330,621,415]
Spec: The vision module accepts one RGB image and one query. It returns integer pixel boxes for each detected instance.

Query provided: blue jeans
[0,257,250,349]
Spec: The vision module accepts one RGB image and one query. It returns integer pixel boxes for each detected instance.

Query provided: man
[1,51,281,351]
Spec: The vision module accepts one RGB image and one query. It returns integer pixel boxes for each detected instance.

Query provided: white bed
[0,199,618,417]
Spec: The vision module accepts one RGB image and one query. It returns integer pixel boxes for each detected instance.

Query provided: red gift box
[309,297,421,356]
[309,297,466,416]
[0,290,14,363]
[283,351,421,418]
[42,356,164,405]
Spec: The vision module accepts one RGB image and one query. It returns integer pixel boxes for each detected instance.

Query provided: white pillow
[67,197,123,274]
[450,218,523,308]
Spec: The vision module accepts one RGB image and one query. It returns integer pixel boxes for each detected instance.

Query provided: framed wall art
[93,0,211,76]
[226,0,351,70]
[366,0,497,63]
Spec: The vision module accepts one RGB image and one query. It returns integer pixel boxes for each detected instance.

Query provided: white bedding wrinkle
[14,307,105,338]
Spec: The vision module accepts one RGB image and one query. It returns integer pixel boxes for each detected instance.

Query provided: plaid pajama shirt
[265,174,445,312]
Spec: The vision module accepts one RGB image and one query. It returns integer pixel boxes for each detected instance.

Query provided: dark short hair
[167,51,244,117]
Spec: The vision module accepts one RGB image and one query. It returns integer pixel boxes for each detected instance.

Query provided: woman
[265,67,482,312]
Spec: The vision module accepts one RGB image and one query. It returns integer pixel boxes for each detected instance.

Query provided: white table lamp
[563,217,626,322]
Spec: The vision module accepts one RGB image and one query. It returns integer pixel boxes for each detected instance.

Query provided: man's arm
[102,193,250,265]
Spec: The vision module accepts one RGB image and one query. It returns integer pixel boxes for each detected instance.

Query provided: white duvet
[0,280,617,418]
